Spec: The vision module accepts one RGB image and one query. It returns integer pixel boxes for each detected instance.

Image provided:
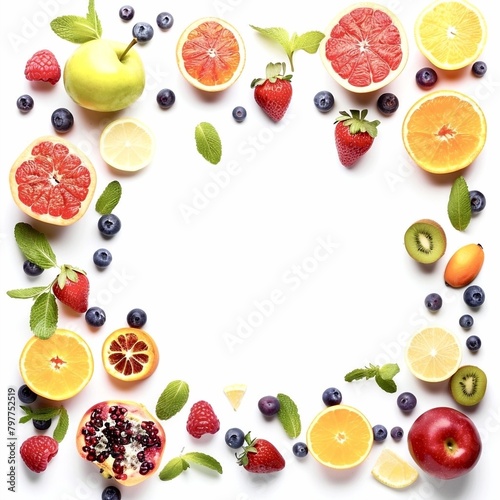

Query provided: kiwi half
[404,219,447,264]
[450,365,487,406]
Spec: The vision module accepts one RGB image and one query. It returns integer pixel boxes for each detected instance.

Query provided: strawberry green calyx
[54,264,87,290]
[251,62,293,88]
[335,109,380,138]
[236,432,257,466]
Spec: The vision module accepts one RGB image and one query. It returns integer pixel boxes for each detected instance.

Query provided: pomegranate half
[76,400,166,486]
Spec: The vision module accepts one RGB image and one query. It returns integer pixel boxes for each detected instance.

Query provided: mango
[444,243,484,288]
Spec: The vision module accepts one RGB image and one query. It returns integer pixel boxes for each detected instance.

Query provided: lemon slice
[223,383,247,410]
[99,117,155,172]
[371,448,419,489]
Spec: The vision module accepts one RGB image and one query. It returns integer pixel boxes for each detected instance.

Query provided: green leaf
[85,0,102,36]
[19,406,61,423]
[155,380,190,420]
[14,223,57,269]
[95,180,122,215]
[159,457,190,481]
[276,393,301,438]
[375,374,397,393]
[195,122,222,165]
[7,286,47,299]
[448,176,472,231]
[183,452,223,474]
[50,0,101,43]
[378,363,400,380]
[345,363,399,393]
[53,406,69,443]
[30,292,58,339]
[293,31,326,54]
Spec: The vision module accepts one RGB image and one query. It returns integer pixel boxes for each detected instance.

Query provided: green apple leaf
[50,0,102,43]
[195,122,222,165]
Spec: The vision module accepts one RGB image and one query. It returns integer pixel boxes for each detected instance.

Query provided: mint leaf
[53,406,69,443]
[19,405,69,442]
[85,0,102,35]
[195,122,222,165]
[276,393,301,438]
[95,180,122,215]
[378,363,400,380]
[50,0,101,43]
[7,286,47,299]
[345,363,399,393]
[448,176,471,231]
[14,222,57,269]
[183,452,223,474]
[375,374,397,393]
[155,380,190,420]
[159,457,190,481]
[30,292,58,339]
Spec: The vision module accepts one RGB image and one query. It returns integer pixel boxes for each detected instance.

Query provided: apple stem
[119,38,138,61]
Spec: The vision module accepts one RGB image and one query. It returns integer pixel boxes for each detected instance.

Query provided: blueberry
[372,424,388,442]
[459,314,474,329]
[127,308,147,328]
[224,427,245,449]
[292,442,309,458]
[102,485,121,500]
[33,418,51,431]
[424,292,442,311]
[313,90,335,112]
[469,190,486,213]
[23,260,44,276]
[17,94,34,113]
[321,387,342,406]
[51,107,74,133]
[132,22,154,42]
[119,5,134,21]
[376,92,399,115]
[232,106,247,122]
[18,384,37,404]
[466,335,481,352]
[98,214,121,237]
[397,391,417,412]
[463,285,485,308]
[156,12,174,30]
[471,61,487,77]
[390,426,404,441]
[93,248,113,268]
[85,307,107,328]
[416,67,438,89]
[156,88,176,110]
[257,395,280,416]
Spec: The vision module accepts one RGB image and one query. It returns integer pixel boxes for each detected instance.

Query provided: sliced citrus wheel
[405,327,462,382]
[306,404,374,469]
[415,0,487,70]
[102,328,159,382]
[371,448,419,489]
[9,136,96,226]
[99,117,155,172]
[223,383,247,410]
[402,90,486,174]
[176,17,246,92]
[19,328,94,401]
[320,3,408,93]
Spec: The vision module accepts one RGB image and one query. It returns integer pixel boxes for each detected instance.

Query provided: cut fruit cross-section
[223,383,247,410]
[371,448,419,489]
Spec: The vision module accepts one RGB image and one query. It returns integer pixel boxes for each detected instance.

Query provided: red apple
[407,406,481,479]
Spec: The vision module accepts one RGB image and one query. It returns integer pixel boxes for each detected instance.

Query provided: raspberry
[20,435,58,473]
[24,49,61,85]
[186,400,220,438]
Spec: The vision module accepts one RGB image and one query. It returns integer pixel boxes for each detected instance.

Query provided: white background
[1,0,498,499]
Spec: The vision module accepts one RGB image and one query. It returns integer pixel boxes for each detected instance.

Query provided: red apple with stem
[407,406,482,480]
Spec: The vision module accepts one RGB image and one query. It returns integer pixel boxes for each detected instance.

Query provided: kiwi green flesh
[404,221,446,264]
[450,365,487,406]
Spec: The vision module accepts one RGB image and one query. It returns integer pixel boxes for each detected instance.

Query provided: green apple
[63,39,145,112]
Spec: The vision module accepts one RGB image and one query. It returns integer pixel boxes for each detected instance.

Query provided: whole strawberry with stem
[334,109,380,167]
[251,62,292,122]
[52,264,89,313]
[236,432,285,473]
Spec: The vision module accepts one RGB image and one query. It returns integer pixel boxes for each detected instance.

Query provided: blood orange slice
[9,136,96,226]
[320,2,408,93]
[176,17,246,92]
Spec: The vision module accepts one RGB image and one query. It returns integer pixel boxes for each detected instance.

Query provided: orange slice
[402,90,486,174]
[176,17,246,92]
[371,448,419,488]
[19,329,94,401]
[306,404,374,469]
[102,328,159,382]
[223,383,247,410]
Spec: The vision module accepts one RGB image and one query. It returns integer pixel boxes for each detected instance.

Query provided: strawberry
[52,265,89,313]
[251,62,292,122]
[24,49,61,85]
[237,432,285,473]
[334,109,380,167]
[186,400,220,438]
[20,435,58,473]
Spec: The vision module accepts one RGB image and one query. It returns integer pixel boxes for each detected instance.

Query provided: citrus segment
[306,404,374,469]
[176,17,245,92]
[99,118,155,172]
[371,448,419,488]
[223,383,247,410]
[9,136,96,226]
[19,329,94,401]
[415,0,487,70]
[405,327,462,382]
[320,3,408,93]
[102,328,159,382]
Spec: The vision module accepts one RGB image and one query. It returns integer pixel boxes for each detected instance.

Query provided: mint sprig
[159,452,222,481]
[155,380,190,420]
[50,0,102,43]
[276,393,301,438]
[345,363,400,393]
[195,122,222,165]
[95,180,122,215]
[448,176,471,231]
[19,405,69,443]
[14,222,58,270]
